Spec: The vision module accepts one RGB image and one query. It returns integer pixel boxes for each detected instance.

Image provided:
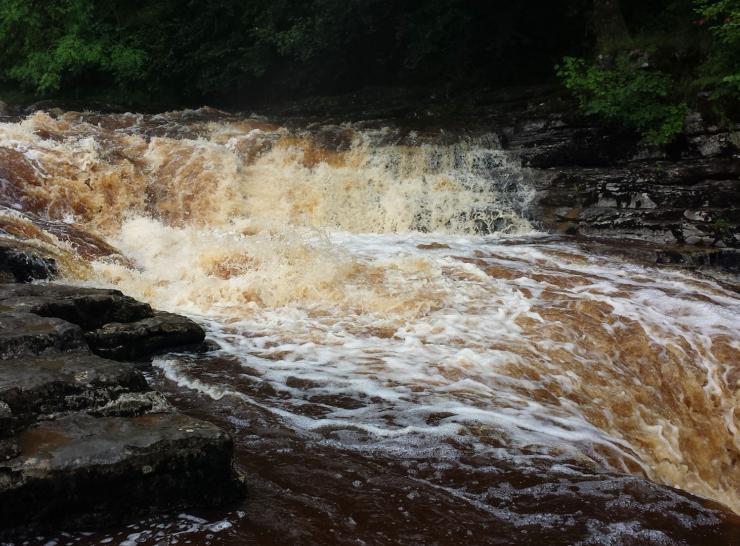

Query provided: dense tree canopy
[0,0,588,104]
[0,0,737,141]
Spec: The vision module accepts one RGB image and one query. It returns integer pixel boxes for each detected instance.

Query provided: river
[0,108,738,545]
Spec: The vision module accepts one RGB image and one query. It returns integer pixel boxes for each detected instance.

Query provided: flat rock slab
[0,413,244,530]
[0,352,149,435]
[0,283,153,330]
[0,312,85,360]
[0,284,206,360]
[85,311,206,360]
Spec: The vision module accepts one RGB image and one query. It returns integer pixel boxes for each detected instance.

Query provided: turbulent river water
[0,108,738,545]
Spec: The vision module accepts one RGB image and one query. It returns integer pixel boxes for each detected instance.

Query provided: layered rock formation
[495,99,739,272]
[0,246,244,536]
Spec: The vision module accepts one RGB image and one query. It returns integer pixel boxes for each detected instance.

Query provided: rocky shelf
[0,244,244,536]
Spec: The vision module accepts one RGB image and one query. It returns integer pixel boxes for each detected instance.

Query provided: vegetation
[558,0,739,144]
[0,0,585,105]
[557,56,688,145]
[0,0,737,140]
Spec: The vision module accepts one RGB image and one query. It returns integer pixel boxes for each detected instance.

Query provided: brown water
[0,108,738,545]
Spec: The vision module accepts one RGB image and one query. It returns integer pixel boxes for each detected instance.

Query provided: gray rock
[0,243,57,283]
[0,283,153,330]
[0,312,86,360]
[0,413,244,530]
[509,126,639,168]
[0,402,11,439]
[0,353,148,433]
[0,438,18,461]
[0,271,242,532]
[84,311,206,360]
[91,390,172,417]
[684,111,705,135]
[529,158,740,247]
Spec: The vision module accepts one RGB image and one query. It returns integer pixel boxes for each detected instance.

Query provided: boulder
[0,283,153,330]
[0,312,86,360]
[0,243,57,283]
[0,413,244,531]
[84,311,206,360]
[0,353,149,435]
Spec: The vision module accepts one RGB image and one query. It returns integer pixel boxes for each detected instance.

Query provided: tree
[593,0,629,52]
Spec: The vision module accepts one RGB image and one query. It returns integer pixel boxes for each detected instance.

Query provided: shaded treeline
[0,0,593,106]
[0,0,737,139]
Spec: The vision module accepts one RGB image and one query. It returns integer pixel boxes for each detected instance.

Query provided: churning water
[0,108,738,545]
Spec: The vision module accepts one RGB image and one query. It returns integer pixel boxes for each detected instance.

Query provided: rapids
[0,108,738,544]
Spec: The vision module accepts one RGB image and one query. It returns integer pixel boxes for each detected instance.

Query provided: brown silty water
[0,109,738,545]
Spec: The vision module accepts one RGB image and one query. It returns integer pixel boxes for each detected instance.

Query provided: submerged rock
[0,413,244,531]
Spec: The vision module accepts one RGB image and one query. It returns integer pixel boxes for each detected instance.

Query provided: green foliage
[694,0,740,100]
[557,56,687,145]
[0,0,587,106]
[0,0,736,116]
[0,0,146,94]
[558,0,738,145]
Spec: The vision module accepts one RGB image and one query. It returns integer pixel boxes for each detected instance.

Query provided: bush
[557,0,739,144]
[557,55,688,145]
[0,0,146,95]
[695,0,740,105]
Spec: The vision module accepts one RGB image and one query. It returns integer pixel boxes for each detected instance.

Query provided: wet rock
[0,312,86,360]
[0,283,153,330]
[0,438,18,461]
[510,125,639,168]
[0,284,206,361]
[0,353,149,433]
[0,265,242,533]
[312,124,355,151]
[0,402,11,437]
[657,247,740,272]
[84,311,206,361]
[689,132,737,158]
[0,413,244,531]
[0,243,57,283]
[487,90,740,269]
[529,158,740,247]
[684,111,705,136]
[90,390,172,417]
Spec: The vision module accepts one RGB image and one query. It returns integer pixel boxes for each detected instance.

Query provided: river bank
[0,244,244,537]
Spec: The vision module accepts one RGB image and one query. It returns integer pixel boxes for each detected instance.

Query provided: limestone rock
[0,283,153,330]
[0,312,86,360]
[84,311,206,360]
[0,352,149,433]
[0,243,57,283]
[0,413,244,530]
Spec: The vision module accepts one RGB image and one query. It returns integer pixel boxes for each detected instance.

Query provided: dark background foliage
[0,0,737,141]
[0,0,593,104]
